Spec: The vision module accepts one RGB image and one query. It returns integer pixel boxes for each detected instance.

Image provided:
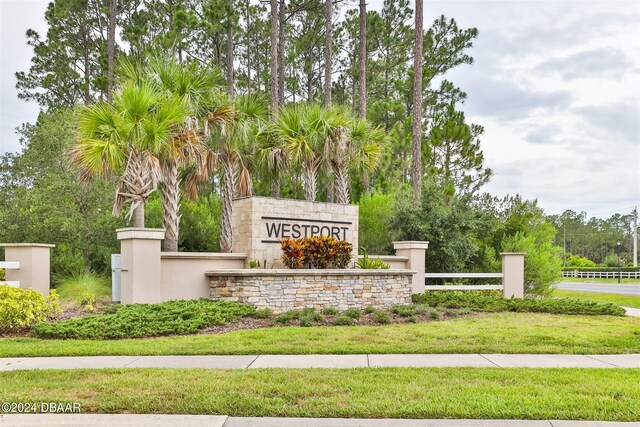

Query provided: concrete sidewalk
[1,354,638,371]
[0,414,636,427]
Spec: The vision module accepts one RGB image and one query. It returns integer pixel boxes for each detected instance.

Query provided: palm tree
[273,103,346,202]
[210,93,269,252]
[120,57,225,251]
[326,107,384,204]
[72,83,189,228]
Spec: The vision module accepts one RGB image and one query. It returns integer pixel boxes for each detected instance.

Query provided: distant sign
[261,216,352,243]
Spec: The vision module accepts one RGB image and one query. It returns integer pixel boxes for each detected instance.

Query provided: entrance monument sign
[231,197,359,267]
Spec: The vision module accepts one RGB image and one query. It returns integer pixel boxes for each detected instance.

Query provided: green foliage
[300,311,323,327]
[178,196,222,252]
[391,305,416,317]
[356,252,391,269]
[249,260,261,269]
[412,291,626,316]
[0,288,61,331]
[0,110,124,279]
[321,307,339,315]
[602,253,620,268]
[343,308,361,319]
[392,182,479,274]
[565,254,596,268]
[55,272,111,307]
[358,192,396,254]
[275,310,302,325]
[363,306,376,314]
[251,308,273,319]
[502,232,562,296]
[333,315,355,326]
[33,300,255,339]
[373,310,391,324]
[0,269,4,281]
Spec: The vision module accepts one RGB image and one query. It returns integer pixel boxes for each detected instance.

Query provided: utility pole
[633,206,638,267]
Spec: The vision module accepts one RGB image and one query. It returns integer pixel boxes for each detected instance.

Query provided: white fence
[424,272,503,290]
[562,270,640,279]
[0,261,20,287]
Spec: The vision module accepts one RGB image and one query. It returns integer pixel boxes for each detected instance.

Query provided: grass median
[553,289,640,309]
[2,313,639,357]
[1,367,638,421]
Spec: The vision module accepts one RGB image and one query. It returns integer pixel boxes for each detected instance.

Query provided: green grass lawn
[2,313,639,357]
[553,289,640,309]
[561,277,640,284]
[1,368,638,421]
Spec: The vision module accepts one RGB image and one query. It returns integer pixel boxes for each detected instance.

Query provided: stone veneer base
[206,269,416,313]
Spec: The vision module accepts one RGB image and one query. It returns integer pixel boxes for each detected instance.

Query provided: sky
[0,0,639,219]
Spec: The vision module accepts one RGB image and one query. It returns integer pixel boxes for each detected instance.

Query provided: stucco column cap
[499,252,527,256]
[0,243,55,248]
[116,228,166,241]
[393,241,429,250]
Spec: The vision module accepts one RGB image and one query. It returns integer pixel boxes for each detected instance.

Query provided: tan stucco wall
[232,197,359,268]
[161,253,246,300]
[0,243,54,295]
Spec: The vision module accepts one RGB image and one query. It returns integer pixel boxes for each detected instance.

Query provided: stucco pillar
[393,241,429,294]
[501,252,526,298]
[0,243,55,295]
[117,228,165,304]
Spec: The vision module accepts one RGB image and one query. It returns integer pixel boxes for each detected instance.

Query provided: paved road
[556,281,640,296]
[1,354,638,371]
[0,415,636,427]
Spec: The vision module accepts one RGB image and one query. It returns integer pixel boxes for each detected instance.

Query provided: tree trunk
[324,0,332,107]
[227,0,235,101]
[334,163,349,204]
[357,0,367,119]
[277,0,286,106]
[326,166,334,203]
[271,177,281,198]
[269,0,279,119]
[106,0,117,102]
[363,172,370,193]
[411,0,424,202]
[132,202,145,228]
[162,161,180,252]
[302,160,318,201]
[246,0,251,93]
[220,157,237,253]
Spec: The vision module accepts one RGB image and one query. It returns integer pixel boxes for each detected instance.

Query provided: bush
[0,287,61,331]
[321,307,339,315]
[333,315,354,326]
[373,310,391,324]
[412,291,626,316]
[275,310,302,325]
[359,191,396,255]
[356,252,390,269]
[343,308,361,319]
[300,311,323,327]
[281,236,353,269]
[252,308,273,319]
[55,272,111,307]
[391,305,416,317]
[363,306,376,314]
[33,299,255,339]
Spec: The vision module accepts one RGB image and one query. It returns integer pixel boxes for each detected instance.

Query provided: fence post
[0,243,55,296]
[500,252,526,298]
[116,228,164,304]
[393,241,429,294]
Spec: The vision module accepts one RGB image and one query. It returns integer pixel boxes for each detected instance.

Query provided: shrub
[33,299,255,339]
[252,308,273,319]
[373,310,391,324]
[333,315,354,326]
[359,191,396,255]
[356,252,390,269]
[275,310,302,325]
[281,236,353,269]
[0,287,61,331]
[429,309,441,319]
[343,308,361,319]
[412,291,626,316]
[321,307,339,315]
[391,305,416,317]
[300,311,323,327]
[55,272,111,307]
[363,306,376,314]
